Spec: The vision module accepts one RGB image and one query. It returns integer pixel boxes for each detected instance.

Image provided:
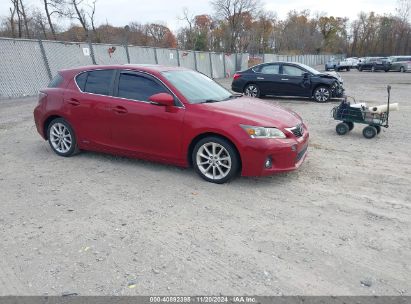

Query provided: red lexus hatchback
[34,65,309,183]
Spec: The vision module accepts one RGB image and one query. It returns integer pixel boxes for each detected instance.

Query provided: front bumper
[240,126,309,177]
[332,83,345,98]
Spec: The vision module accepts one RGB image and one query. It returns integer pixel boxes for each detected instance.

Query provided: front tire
[192,136,240,184]
[363,126,377,139]
[47,118,78,157]
[244,83,260,98]
[313,86,331,102]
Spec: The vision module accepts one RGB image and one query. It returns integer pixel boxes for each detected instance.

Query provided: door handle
[68,98,80,106]
[257,77,265,80]
[281,78,289,81]
[112,106,128,114]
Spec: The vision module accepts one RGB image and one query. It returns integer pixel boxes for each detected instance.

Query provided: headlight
[240,125,286,139]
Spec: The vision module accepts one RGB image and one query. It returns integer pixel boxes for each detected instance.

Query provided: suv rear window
[75,70,115,96]
[48,73,63,88]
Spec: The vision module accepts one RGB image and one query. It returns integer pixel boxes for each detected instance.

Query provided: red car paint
[34,65,309,177]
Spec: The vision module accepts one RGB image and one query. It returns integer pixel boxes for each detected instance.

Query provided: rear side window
[82,70,115,96]
[48,73,63,88]
[75,72,87,91]
[117,73,168,101]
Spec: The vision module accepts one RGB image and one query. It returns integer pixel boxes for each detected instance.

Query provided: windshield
[162,70,232,104]
[298,63,321,75]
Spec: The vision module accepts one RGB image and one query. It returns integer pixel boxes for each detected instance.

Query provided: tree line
[1,0,410,56]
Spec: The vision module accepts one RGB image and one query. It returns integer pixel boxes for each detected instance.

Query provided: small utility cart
[332,85,392,139]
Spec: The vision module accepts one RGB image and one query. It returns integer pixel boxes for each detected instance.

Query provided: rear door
[65,69,116,147]
[278,64,310,96]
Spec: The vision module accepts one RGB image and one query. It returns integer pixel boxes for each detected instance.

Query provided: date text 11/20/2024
[149,296,257,303]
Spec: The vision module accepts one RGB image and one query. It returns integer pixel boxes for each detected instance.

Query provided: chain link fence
[0,37,344,98]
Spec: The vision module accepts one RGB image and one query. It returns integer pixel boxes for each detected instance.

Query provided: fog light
[291,144,297,152]
[264,157,272,168]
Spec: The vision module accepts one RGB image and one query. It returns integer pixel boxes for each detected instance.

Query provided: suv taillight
[233,73,241,80]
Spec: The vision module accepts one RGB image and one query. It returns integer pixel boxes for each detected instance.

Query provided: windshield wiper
[201,99,221,103]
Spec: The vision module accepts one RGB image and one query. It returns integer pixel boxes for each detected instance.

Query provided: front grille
[296,145,308,162]
[287,123,304,138]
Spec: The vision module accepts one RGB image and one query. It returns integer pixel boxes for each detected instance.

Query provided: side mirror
[303,72,310,78]
[149,93,174,107]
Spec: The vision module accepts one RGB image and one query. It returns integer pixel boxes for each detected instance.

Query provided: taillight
[233,73,241,80]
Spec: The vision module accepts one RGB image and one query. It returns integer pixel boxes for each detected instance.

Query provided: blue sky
[0,0,400,31]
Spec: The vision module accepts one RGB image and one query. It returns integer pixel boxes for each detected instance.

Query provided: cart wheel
[336,122,349,135]
[345,121,354,131]
[363,126,377,139]
[375,126,381,134]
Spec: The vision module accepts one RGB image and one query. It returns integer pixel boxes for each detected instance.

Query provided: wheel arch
[311,83,331,96]
[187,132,242,171]
[43,115,63,140]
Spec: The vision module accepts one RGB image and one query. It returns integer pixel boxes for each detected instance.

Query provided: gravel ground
[0,69,410,296]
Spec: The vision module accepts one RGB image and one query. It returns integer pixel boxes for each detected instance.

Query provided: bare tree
[210,0,261,52]
[8,5,17,37]
[68,0,90,39]
[18,0,30,38]
[43,0,65,40]
[86,0,100,42]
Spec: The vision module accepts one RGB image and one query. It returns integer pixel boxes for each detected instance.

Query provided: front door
[279,64,311,97]
[107,71,185,161]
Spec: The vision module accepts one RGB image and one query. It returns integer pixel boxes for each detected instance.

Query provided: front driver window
[118,73,168,101]
[282,65,305,77]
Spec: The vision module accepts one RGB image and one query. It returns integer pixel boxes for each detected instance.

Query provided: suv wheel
[244,84,260,98]
[47,118,78,157]
[192,137,240,184]
[313,86,331,102]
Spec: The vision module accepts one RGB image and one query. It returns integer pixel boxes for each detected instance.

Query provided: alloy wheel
[314,87,330,102]
[196,142,232,181]
[49,122,73,153]
[244,85,259,97]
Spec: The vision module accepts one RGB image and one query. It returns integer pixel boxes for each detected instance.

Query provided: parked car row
[325,56,411,72]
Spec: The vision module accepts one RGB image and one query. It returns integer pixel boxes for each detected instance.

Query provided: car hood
[317,71,343,83]
[198,97,302,129]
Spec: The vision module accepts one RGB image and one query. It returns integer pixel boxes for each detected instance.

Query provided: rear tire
[345,121,354,131]
[363,126,377,139]
[336,122,349,135]
[375,125,381,134]
[192,136,240,184]
[47,118,78,157]
[244,83,260,98]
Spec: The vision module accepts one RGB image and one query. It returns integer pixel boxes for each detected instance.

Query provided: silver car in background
[387,56,411,72]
